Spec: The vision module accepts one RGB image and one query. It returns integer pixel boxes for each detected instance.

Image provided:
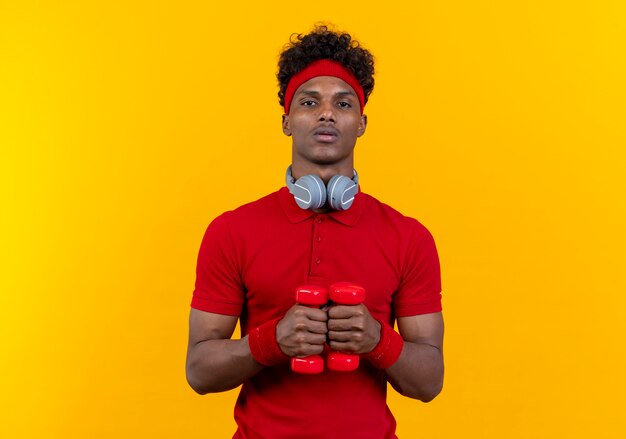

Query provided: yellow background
[1,1,625,437]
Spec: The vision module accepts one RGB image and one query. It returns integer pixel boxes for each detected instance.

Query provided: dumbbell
[327,282,366,372]
[291,285,329,374]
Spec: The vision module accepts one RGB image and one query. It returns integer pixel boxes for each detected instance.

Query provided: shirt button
[316,235,322,242]
[315,258,321,264]
[315,216,324,224]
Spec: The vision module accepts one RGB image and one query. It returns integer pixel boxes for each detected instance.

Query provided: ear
[357,114,367,137]
[282,114,292,136]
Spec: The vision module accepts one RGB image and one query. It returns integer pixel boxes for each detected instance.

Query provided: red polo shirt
[192,187,441,439]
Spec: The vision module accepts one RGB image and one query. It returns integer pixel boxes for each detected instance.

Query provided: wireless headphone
[285,166,359,211]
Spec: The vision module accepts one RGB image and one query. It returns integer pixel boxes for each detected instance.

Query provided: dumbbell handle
[327,282,366,372]
[291,285,328,374]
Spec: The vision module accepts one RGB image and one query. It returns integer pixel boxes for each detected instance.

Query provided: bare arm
[385,312,444,402]
[185,309,262,394]
[328,306,444,402]
[186,305,328,394]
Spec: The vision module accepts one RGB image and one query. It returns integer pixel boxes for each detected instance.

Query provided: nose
[318,102,335,123]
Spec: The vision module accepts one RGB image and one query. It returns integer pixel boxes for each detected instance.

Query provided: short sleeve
[393,220,442,317]
[191,212,245,316]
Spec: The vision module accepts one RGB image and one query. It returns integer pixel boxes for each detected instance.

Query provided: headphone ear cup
[327,175,358,210]
[292,174,327,209]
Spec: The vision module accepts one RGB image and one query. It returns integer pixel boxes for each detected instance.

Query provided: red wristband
[248,317,290,366]
[363,320,404,369]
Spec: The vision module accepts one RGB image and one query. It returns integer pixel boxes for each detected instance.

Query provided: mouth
[312,127,339,143]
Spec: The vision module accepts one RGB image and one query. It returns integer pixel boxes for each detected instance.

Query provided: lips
[313,127,339,142]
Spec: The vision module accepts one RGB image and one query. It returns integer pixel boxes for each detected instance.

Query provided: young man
[186,26,444,438]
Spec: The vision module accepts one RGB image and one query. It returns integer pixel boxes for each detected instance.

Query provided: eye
[337,101,352,108]
[301,100,316,107]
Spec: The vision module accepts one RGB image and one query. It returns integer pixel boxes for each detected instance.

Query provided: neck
[290,162,354,185]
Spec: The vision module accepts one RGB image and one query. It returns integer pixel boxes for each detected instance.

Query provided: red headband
[283,59,365,114]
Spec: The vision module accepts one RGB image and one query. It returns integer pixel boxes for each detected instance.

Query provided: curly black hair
[277,25,375,108]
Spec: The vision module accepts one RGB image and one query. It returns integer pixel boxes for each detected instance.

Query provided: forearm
[186,335,263,394]
[385,341,444,402]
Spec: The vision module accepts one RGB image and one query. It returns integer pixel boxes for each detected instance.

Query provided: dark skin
[282,76,366,183]
[186,75,444,402]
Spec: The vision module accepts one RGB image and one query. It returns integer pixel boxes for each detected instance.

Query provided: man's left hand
[327,304,381,354]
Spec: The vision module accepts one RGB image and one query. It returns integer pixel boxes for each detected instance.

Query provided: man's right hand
[276,304,328,357]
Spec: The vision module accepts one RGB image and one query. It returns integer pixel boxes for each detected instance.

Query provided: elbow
[189,384,209,395]
[188,382,210,395]
[417,381,443,403]
[186,362,239,394]
[418,371,444,402]
[186,367,210,395]
[407,380,443,403]
[395,375,443,402]
[187,372,226,395]
[186,358,222,394]
[415,360,445,402]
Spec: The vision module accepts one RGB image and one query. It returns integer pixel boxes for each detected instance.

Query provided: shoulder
[359,191,434,240]
[199,189,284,253]
[210,189,283,227]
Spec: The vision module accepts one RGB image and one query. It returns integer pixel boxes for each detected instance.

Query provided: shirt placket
[308,214,327,278]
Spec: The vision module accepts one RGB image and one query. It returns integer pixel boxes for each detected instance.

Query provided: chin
[294,144,353,166]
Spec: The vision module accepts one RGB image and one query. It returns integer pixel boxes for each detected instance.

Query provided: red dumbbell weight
[327,282,366,372]
[291,285,329,374]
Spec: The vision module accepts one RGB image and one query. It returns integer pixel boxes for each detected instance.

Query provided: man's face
[282,76,367,170]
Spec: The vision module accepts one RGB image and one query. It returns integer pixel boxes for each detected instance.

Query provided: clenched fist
[276,304,328,357]
[327,303,381,354]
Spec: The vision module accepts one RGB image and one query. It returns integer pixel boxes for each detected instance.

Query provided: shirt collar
[278,186,366,227]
